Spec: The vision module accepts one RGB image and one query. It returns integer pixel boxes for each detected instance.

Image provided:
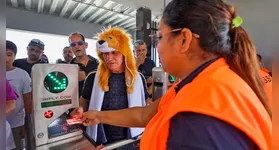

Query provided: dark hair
[68,32,85,42]
[134,40,145,46]
[6,40,17,55]
[63,46,70,50]
[42,54,47,57]
[257,54,262,61]
[163,0,271,117]
[134,40,146,48]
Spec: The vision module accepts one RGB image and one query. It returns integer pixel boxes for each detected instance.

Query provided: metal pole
[24,114,36,150]
[101,136,141,150]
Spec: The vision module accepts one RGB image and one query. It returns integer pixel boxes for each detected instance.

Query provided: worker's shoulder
[196,66,251,93]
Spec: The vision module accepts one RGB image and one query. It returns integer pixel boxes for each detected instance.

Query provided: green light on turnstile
[44,72,68,93]
[168,75,176,83]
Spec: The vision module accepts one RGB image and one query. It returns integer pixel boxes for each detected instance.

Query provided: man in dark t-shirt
[70,55,99,97]
[13,39,48,77]
[68,32,99,97]
[134,40,156,98]
[134,40,156,81]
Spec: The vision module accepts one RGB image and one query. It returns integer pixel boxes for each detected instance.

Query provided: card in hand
[66,118,83,125]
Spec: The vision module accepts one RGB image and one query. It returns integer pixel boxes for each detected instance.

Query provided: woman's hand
[95,144,104,150]
[70,107,84,119]
[81,110,102,126]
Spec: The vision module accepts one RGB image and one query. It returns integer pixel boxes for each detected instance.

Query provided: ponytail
[226,26,272,118]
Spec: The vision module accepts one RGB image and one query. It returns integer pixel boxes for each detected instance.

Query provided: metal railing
[102,135,141,150]
[24,114,36,150]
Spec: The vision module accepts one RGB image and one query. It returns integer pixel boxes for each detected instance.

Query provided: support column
[136,7,151,58]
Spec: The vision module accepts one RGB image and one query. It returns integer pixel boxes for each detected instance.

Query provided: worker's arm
[6,100,16,116]
[82,98,160,128]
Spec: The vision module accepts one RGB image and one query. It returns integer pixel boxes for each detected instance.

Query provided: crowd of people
[5,0,272,149]
[5,28,156,150]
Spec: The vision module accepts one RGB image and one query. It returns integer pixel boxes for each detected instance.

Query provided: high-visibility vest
[140,58,271,150]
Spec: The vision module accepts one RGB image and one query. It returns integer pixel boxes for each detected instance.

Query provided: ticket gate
[26,64,97,150]
[152,67,177,101]
[25,64,141,150]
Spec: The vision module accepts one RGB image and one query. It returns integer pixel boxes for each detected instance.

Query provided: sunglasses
[70,41,85,47]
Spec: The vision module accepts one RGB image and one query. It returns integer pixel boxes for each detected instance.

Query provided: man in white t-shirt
[6,40,32,150]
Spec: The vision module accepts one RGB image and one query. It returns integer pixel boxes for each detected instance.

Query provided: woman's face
[156,20,184,75]
[102,51,125,73]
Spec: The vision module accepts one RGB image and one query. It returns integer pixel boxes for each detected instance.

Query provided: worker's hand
[70,107,84,119]
[95,144,104,150]
[146,98,153,106]
[81,110,101,126]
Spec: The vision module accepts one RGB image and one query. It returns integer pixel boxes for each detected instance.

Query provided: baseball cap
[6,40,17,55]
[28,39,45,50]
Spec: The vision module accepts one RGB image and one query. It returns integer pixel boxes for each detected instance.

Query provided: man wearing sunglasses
[13,39,48,77]
[69,32,99,98]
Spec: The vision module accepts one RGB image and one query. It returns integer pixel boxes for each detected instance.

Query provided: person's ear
[84,42,88,49]
[180,28,193,53]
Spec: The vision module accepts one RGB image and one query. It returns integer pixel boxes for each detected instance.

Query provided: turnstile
[25,64,141,150]
[26,64,97,150]
[152,67,177,101]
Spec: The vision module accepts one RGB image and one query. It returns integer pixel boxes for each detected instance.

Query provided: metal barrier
[24,64,143,150]
[152,67,168,101]
[24,114,35,150]
[102,136,141,150]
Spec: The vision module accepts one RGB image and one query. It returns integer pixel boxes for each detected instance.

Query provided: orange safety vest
[262,68,271,74]
[260,70,272,107]
[140,58,271,150]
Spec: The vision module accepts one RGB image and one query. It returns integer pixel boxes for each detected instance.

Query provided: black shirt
[56,59,68,64]
[82,72,149,102]
[13,58,48,77]
[138,58,156,79]
[82,72,149,144]
[70,55,99,97]
[167,113,259,150]
[138,58,156,88]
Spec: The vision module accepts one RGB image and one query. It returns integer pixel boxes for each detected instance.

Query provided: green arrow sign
[44,72,68,93]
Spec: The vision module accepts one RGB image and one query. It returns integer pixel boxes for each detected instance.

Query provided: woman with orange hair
[71,27,149,149]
